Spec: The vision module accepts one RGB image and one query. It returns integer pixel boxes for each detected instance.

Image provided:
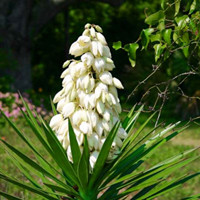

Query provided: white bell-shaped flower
[50,24,127,170]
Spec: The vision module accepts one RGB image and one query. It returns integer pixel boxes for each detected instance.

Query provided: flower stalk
[50,24,127,169]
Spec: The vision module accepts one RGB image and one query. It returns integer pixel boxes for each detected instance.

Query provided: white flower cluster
[50,24,127,169]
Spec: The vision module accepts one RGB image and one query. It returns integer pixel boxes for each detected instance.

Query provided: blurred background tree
[0,0,200,121]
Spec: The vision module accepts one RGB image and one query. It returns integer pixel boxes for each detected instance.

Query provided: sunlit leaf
[175,0,181,16]
[145,10,165,25]
[189,0,196,14]
[112,41,122,50]
[163,29,172,45]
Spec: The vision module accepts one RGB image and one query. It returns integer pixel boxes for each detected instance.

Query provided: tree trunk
[0,0,125,91]
[0,0,32,91]
[11,45,32,91]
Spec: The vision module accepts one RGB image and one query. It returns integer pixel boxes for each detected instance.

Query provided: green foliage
[116,0,200,66]
[0,98,199,199]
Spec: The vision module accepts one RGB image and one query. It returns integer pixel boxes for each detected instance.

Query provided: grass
[0,116,200,200]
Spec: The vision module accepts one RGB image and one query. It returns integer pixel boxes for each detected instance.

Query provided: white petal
[69,42,84,57]
[62,75,73,86]
[83,74,90,89]
[88,93,96,108]
[103,109,111,121]
[72,110,82,125]
[75,62,87,77]
[93,58,105,73]
[95,86,102,99]
[64,81,74,95]
[115,103,122,113]
[102,119,112,132]
[90,27,96,37]
[83,94,89,109]
[77,35,91,47]
[101,91,106,103]
[87,78,95,93]
[96,120,104,137]
[62,102,76,118]
[96,32,107,45]
[98,82,108,92]
[109,86,118,98]
[81,52,94,67]
[80,110,88,121]
[49,114,63,130]
[67,146,73,162]
[99,71,113,85]
[93,134,100,150]
[99,138,106,149]
[90,111,98,127]
[77,133,84,146]
[53,90,64,103]
[96,100,105,115]
[118,128,127,139]
[57,119,69,137]
[91,41,98,56]
[80,121,90,134]
[90,151,99,169]
[105,63,115,71]
[103,46,111,58]
[88,135,94,150]
[69,88,77,101]
[61,68,70,78]
[57,98,66,113]
[109,93,117,105]
[97,41,103,56]
[88,133,99,150]
[113,77,124,89]
[63,136,70,150]
[115,136,123,148]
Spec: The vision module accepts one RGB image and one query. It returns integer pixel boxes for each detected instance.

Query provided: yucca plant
[0,24,199,200]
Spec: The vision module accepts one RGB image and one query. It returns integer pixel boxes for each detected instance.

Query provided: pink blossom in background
[0,92,52,120]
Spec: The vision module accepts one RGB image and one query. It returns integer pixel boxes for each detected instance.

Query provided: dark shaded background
[0,0,200,121]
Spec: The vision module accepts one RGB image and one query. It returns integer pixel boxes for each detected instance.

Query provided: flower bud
[53,90,64,103]
[62,60,71,68]
[113,77,124,89]
[85,23,91,29]
[97,32,107,45]
[95,25,103,33]
[82,29,90,36]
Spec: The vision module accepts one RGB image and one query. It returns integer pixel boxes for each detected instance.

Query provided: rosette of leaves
[0,24,200,200]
